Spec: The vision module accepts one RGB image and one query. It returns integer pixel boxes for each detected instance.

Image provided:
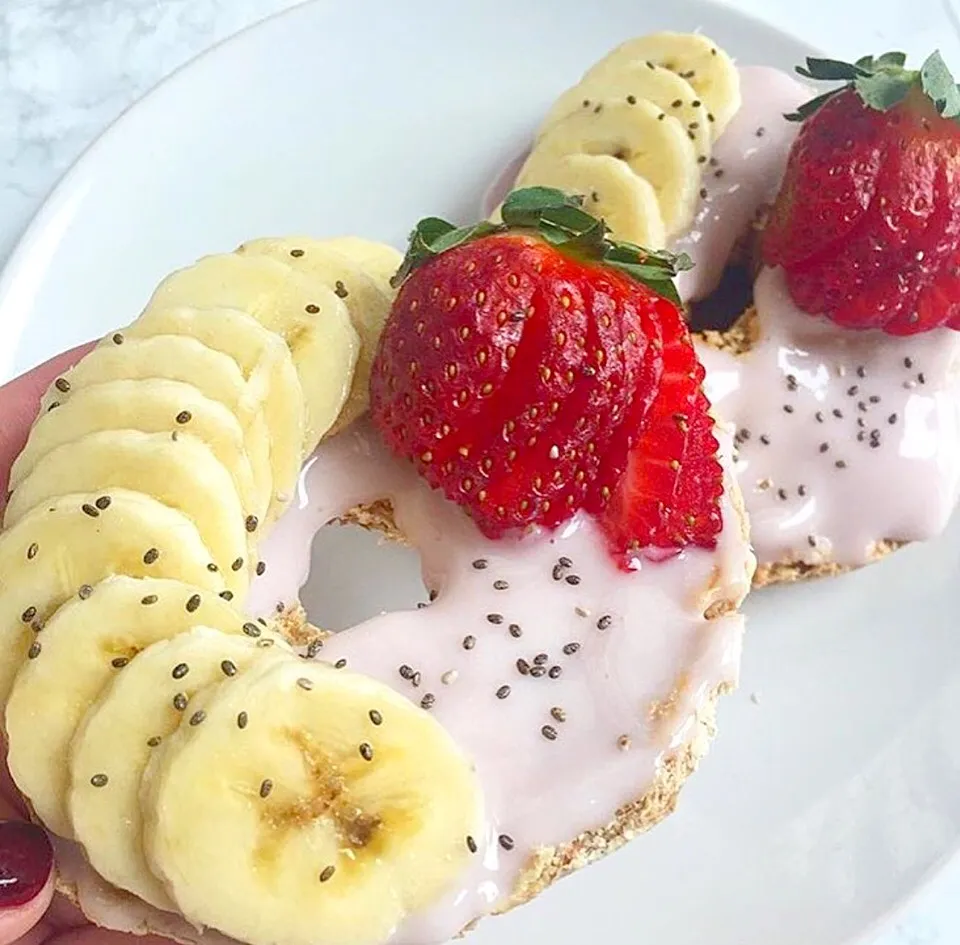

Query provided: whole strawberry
[761,51,960,334]
[370,188,723,566]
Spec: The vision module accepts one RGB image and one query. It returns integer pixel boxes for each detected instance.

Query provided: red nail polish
[0,821,53,908]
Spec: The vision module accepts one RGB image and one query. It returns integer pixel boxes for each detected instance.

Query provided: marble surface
[0,0,959,943]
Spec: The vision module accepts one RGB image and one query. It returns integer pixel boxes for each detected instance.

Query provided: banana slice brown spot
[145,253,359,453]
[68,624,289,909]
[142,658,484,945]
[237,238,397,435]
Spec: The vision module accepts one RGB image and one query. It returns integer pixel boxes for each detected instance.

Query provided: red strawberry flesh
[597,302,723,566]
[762,56,960,336]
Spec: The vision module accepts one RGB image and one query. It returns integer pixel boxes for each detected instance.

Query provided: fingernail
[0,822,54,908]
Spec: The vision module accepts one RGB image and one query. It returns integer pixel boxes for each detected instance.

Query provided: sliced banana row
[0,236,481,943]
[507,31,741,246]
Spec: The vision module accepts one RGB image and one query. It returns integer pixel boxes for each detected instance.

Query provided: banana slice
[540,62,712,162]
[10,379,261,525]
[308,238,403,296]
[39,335,274,520]
[529,98,700,238]
[146,254,360,451]
[237,237,394,434]
[509,152,667,249]
[583,31,741,136]
[5,430,252,596]
[142,658,484,945]
[5,576,252,841]
[123,307,304,522]
[69,625,289,910]
[0,490,225,752]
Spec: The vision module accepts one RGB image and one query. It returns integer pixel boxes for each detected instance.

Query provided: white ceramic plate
[2,1,959,943]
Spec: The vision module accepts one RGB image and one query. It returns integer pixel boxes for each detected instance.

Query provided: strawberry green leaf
[392,187,693,304]
[855,70,915,111]
[602,244,692,307]
[500,185,584,219]
[877,51,908,67]
[787,49,960,123]
[391,218,498,287]
[784,88,844,122]
[796,57,869,81]
[920,50,960,118]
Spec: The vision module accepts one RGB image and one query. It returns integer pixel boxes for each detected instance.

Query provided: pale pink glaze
[673,66,808,302]
[247,422,751,944]
[698,267,960,566]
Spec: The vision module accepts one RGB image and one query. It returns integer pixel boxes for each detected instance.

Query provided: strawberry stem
[785,49,960,123]
[392,187,692,306]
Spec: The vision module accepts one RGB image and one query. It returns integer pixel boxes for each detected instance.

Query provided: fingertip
[0,821,55,945]
[0,343,94,510]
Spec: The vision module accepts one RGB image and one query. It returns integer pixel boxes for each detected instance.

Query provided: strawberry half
[595,301,723,566]
[761,51,960,335]
[370,187,723,566]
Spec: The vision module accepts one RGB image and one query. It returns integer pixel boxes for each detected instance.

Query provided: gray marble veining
[0,0,294,259]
